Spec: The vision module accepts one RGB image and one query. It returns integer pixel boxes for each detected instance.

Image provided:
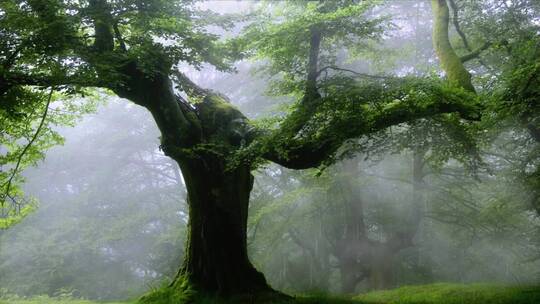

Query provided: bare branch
[447,0,492,65]
[460,42,491,63]
[447,0,471,50]
[316,66,393,80]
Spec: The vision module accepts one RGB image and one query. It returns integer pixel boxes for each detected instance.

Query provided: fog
[0,0,539,302]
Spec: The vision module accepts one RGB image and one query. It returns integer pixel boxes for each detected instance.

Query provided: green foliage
[1,0,539,301]
[236,77,480,170]
[0,87,99,228]
[0,0,235,80]
[240,0,389,95]
[0,102,185,300]
[0,199,37,229]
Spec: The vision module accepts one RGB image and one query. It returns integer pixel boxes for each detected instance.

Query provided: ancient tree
[1,0,484,301]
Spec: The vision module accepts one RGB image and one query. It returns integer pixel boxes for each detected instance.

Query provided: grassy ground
[1,283,539,304]
[354,283,540,304]
[0,298,128,304]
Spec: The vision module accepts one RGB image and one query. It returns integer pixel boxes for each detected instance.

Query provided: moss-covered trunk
[110,71,277,302]
[172,156,269,296]
[431,0,475,92]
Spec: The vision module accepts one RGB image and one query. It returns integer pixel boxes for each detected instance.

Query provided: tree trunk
[340,261,361,294]
[431,0,475,92]
[170,155,271,297]
[368,254,394,290]
[119,73,280,302]
[333,160,365,294]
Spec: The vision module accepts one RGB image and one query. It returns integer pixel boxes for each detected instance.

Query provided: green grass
[355,283,540,304]
[0,296,129,304]
[2,283,539,304]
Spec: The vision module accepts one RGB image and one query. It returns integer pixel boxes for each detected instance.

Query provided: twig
[113,22,127,51]
[316,66,393,80]
[1,87,54,209]
[460,42,491,63]
[447,0,471,51]
[447,0,493,68]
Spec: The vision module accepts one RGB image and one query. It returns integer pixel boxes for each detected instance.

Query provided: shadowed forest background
[0,0,539,303]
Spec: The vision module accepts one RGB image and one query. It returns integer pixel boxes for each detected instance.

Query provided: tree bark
[108,67,277,301]
[172,156,270,296]
[125,76,280,300]
[431,0,475,92]
[367,249,394,290]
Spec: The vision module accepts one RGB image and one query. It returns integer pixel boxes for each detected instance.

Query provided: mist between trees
[1,99,538,300]
[0,0,539,302]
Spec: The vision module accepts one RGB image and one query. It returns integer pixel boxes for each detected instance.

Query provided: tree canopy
[0,0,538,302]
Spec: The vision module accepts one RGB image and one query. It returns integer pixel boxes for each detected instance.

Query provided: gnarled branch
[260,83,480,170]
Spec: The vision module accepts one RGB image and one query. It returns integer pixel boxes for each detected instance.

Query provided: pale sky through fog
[198,0,255,14]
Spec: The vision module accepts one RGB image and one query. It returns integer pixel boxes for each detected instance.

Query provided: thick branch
[173,71,212,99]
[261,86,479,170]
[142,75,201,149]
[257,4,482,170]
[1,72,104,92]
[431,0,475,92]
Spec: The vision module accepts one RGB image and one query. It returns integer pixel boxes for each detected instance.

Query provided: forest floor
[1,283,540,304]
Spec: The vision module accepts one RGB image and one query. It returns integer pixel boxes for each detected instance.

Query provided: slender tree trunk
[340,266,356,293]
[368,250,394,290]
[335,160,367,294]
[411,149,426,239]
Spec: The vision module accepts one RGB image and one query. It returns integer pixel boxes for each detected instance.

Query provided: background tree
[0,101,186,300]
